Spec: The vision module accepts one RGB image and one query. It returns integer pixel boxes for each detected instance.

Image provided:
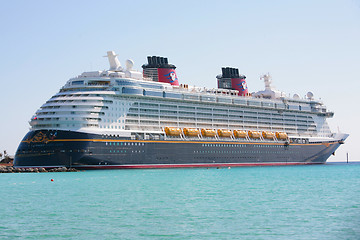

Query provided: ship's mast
[260,73,273,91]
[105,51,122,71]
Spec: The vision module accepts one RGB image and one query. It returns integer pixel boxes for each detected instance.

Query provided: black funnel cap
[143,55,176,69]
[151,56,157,65]
[220,67,241,78]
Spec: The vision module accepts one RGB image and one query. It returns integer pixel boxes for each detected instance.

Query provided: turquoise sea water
[1,163,359,239]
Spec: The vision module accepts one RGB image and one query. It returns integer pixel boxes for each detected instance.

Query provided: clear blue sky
[1,0,359,161]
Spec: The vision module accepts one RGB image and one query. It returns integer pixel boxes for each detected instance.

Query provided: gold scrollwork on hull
[24,131,52,144]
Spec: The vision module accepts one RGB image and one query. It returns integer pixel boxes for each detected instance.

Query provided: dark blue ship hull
[14,130,341,169]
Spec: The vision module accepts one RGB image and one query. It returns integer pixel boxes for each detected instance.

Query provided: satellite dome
[307,92,314,99]
[125,59,134,71]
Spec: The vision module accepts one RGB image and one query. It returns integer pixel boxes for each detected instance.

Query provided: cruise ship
[14,51,348,169]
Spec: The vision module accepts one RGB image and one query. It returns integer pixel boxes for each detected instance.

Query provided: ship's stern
[14,130,91,168]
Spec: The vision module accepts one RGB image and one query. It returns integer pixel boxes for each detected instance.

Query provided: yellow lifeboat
[262,131,275,139]
[233,130,248,138]
[276,132,288,140]
[248,131,262,139]
[217,129,232,137]
[183,128,200,137]
[164,127,182,136]
[201,129,217,137]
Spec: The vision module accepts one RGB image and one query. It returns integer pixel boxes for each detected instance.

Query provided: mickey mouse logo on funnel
[142,56,179,86]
